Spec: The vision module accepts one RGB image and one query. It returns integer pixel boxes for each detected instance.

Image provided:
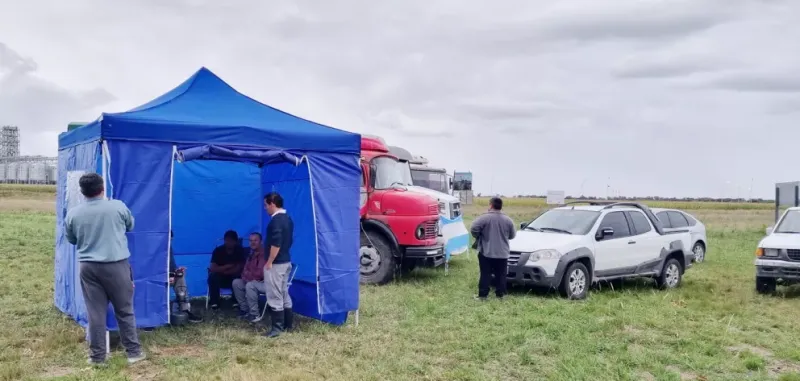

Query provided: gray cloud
[1,0,799,198]
[0,42,115,154]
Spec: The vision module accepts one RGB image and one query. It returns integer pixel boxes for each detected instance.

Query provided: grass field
[2,185,800,380]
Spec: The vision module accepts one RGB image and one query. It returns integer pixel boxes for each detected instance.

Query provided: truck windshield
[525,209,601,235]
[373,156,410,189]
[411,170,448,193]
[776,210,800,233]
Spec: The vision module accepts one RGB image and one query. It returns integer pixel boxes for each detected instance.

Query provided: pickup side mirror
[766,226,774,235]
[519,222,528,230]
[596,227,614,240]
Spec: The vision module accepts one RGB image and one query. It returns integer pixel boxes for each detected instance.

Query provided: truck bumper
[506,264,560,288]
[755,259,800,281]
[403,244,446,267]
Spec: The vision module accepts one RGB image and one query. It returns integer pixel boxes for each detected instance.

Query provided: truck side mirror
[596,227,614,240]
[766,226,773,235]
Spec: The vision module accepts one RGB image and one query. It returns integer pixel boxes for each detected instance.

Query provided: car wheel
[559,262,589,300]
[657,258,682,289]
[756,277,776,295]
[692,242,706,263]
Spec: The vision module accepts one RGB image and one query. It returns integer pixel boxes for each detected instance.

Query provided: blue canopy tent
[55,68,361,330]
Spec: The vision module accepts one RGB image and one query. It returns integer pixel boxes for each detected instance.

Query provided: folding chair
[259,263,298,320]
[205,237,244,309]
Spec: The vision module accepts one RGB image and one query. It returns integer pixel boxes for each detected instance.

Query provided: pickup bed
[507,202,693,299]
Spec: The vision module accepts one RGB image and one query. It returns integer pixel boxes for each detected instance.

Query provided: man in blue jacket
[263,192,294,338]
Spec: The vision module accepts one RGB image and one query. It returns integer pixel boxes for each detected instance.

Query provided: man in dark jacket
[263,192,294,337]
[207,230,247,309]
[470,197,516,300]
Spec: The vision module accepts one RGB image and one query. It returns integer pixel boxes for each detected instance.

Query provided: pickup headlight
[756,248,780,257]
[526,249,562,264]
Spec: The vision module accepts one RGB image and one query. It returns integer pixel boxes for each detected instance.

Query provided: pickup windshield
[373,156,411,189]
[525,209,601,235]
[776,210,800,233]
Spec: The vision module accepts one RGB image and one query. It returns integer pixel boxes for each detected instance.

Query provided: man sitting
[232,232,267,322]
[169,231,202,323]
[207,230,246,310]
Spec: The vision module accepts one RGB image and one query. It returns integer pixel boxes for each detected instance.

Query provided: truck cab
[359,136,444,285]
[387,146,470,259]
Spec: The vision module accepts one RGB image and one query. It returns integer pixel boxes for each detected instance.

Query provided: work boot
[284,308,294,332]
[264,309,284,338]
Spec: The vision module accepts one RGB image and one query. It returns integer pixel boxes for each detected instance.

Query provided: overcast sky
[1,0,799,198]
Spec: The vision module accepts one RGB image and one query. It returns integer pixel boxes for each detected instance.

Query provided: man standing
[263,192,294,338]
[470,197,516,300]
[207,230,246,310]
[232,232,267,322]
[65,173,145,366]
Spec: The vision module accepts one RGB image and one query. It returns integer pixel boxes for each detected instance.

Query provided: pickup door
[625,210,664,266]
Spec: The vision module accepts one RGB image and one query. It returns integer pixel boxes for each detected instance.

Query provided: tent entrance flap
[177,145,300,166]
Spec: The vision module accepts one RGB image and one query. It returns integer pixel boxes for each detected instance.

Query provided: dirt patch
[666,365,699,380]
[149,344,209,358]
[627,344,646,354]
[727,345,800,377]
[623,325,643,336]
[727,344,773,358]
[39,366,77,379]
[637,371,656,381]
[0,198,55,212]
[126,364,166,381]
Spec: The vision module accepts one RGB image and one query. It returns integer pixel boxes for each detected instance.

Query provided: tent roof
[58,67,360,154]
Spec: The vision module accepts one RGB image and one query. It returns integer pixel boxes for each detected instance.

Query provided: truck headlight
[526,249,562,264]
[756,248,780,257]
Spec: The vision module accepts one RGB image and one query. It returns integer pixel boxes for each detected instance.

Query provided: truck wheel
[359,230,396,285]
[559,262,589,300]
[756,277,776,294]
[692,242,706,263]
[657,258,682,289]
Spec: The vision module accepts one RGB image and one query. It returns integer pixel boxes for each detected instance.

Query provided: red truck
[359,136,445,284]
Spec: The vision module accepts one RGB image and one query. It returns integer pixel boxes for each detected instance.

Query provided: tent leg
[354,309,359,327]
[445,260,449,276]
[105,331,110,355]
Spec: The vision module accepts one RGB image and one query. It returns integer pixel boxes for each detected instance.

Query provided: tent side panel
[171,160,262,298]
[107,140,172,329]
[261,161,319,318]
[54,140,101,327]
[309,153,361,318]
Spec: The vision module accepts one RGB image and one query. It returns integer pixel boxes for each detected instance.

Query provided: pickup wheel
[657,258,682,289]
[756,277,777,294]
[559,262,589,300]
[359,230,396,285]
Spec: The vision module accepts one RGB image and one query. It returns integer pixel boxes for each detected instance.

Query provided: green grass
[2,196,800,380]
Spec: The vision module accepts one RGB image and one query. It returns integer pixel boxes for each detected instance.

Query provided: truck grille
[787,249,800,261]
[422,220,438,240]
[508,251,522,266]
[451,202,462,219]
[428,205,438,214]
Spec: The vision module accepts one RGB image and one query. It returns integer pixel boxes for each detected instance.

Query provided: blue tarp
[55,68,361,328]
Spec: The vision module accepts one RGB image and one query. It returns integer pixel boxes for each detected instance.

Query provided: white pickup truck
[508,202,694,299]
[755,206,800,294]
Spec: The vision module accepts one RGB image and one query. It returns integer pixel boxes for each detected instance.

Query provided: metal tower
[0,126,20,158]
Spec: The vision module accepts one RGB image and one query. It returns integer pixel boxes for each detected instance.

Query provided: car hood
[510,230,588,253]
[406,185,459,203]
[759,233,800,249]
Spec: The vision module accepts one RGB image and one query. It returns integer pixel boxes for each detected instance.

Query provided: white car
[754,207,800,294]
[508,202,694,299]
[651,208,707,263]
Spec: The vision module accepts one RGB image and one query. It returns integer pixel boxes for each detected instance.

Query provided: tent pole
[105,331,110,355]
[355,309,359,327]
